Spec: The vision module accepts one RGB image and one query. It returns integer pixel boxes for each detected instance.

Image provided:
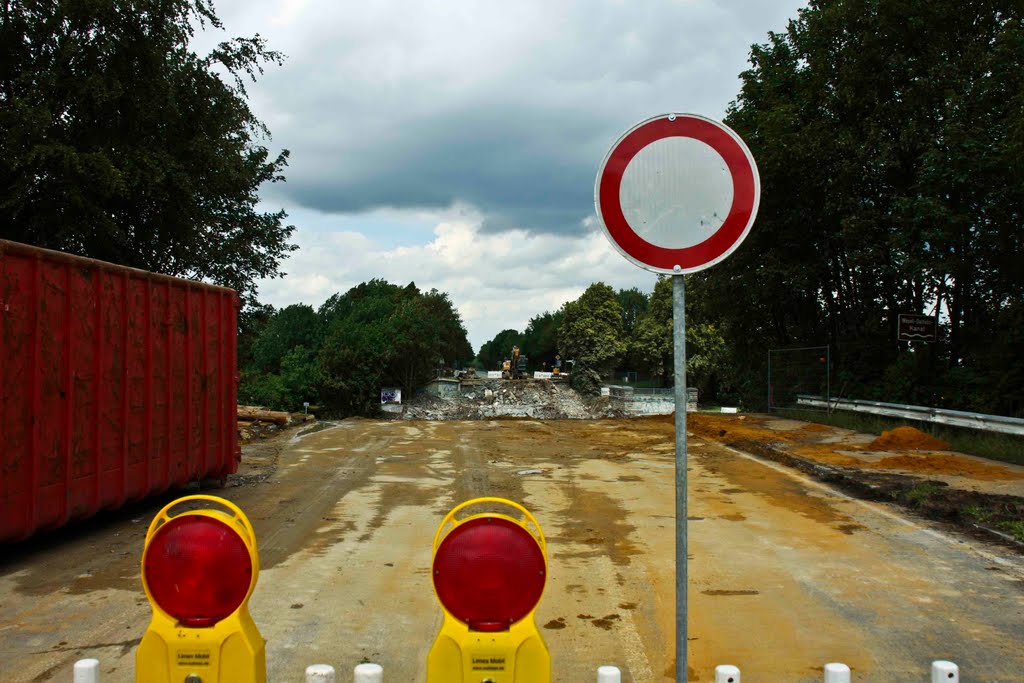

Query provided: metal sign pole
[672,273,688,683]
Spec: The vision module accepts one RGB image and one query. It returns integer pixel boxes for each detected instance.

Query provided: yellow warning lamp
[136,495,265,683]
[427,497,550,683]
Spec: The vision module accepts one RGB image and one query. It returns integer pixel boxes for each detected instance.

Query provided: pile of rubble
[402,380,624,420]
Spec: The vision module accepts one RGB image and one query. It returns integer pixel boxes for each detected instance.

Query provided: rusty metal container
[0,240,239,542]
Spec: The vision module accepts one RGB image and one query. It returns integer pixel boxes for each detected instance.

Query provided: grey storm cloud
[208,0,808,235]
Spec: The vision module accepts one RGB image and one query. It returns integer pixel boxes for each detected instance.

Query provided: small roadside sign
[898,314,937,342]
[594,113,760,274]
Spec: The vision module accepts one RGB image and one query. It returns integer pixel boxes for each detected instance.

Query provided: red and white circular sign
[594,113,760,274]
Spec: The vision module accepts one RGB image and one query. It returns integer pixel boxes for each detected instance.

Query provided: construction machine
[502,345,529,380]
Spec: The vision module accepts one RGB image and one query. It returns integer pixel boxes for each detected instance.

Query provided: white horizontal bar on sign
[534,371,553,379]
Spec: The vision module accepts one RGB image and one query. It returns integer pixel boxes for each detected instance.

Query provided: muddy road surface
[2,417,1023,681]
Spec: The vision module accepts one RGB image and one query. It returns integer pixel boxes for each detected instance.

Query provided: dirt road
[2,417,1023,681]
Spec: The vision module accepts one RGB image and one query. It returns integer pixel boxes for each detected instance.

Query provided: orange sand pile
[868,426,949,451]
[867,454,1023,480]
[687,413,783,441]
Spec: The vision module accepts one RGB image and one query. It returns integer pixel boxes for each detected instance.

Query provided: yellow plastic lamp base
[427,497,551,683]
[135,495,266,683]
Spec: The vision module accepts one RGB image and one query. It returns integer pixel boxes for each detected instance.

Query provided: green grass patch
[962,504,993,524]
[774,407,1024,467]
[905,483,943,507]
[997,521,1024,542]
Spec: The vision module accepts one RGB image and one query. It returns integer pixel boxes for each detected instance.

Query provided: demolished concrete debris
[402,379,626,420]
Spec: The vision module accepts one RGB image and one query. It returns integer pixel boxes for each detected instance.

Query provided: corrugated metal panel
[0,240,239,542]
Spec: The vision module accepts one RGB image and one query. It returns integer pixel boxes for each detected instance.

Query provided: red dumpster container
[0,240,240,542]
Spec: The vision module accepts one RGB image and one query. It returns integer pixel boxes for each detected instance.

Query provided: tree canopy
[690,0,1024,415]
[477,329,524,371]
[240,280,473,415]
[0,0,294,304]
[558,283,628,395]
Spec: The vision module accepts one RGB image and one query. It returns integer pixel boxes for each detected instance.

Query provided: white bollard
[932,661,959,683]
[715,664,741,682]
[305,664,335,683]
[73,659,100,683]
[824,662,851,683]
[597,665,622,683]
[354,663,383,683]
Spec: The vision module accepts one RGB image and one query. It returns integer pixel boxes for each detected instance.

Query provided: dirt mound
[868,454,1022,480]
[868,426,950,451]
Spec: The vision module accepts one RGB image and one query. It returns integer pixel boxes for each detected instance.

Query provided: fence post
[305,664,335,682]
[354,663,383,683]
[73,659,100,683]
[932,661,959,682]
[823,663,850,683]
[715,664,740,682]
[597,665,621,682]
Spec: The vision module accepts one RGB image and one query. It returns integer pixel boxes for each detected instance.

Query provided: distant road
[2,418,1022,681]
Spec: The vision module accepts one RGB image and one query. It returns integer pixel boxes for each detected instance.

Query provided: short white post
[824,662,851,683]
[305,664,335,683]
[931,661,959,682]
[354,663,383,683]
[715,664,741,682]
[73,659,100,683]
[597,665,621,683]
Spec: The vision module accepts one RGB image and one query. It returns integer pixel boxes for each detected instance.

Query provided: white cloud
[190,1,808,350]
[256,207,660,350]
[196,0,808,233]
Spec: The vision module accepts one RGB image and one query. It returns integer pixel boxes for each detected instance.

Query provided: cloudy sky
[195,0,807,351]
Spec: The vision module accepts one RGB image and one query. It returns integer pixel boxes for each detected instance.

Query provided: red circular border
[597,116,757,271]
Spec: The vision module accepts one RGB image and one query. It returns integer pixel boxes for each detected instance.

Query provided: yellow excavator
[502,345,529,380]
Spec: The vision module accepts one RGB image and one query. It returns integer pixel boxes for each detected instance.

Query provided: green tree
[558,283,627,395]
[695,0,1024,413]
[630,277,738,401]
[632,277,673,384]
[616,287,649,336]
[477,329,524,371]
[251,304,319,373]
[0,0,295,304]
[237,302,275,369]
[317,280,473,414]
[521,311,563,369]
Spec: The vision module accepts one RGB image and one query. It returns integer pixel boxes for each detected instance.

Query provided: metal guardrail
[795,395,1024,437]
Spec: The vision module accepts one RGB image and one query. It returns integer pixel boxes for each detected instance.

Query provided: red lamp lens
[144,515,253,627]
[433,517,545,631]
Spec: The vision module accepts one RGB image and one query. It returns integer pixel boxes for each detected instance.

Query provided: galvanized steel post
[672,274,687,683]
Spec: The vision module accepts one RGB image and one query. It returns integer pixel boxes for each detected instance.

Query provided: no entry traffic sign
[594,113,760,274]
